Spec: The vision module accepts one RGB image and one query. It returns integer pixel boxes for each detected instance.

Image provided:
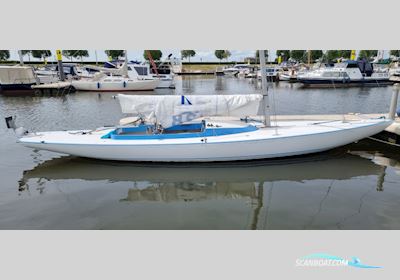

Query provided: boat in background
[298,60,392,87]
[279,68,297,82]
[0,65,38,94]
[71,71,160,92]
[257,66,280,81]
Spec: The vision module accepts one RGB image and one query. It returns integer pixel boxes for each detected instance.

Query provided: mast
[18,50,24,65]
[122,50,129,78]
[259,50,271,126]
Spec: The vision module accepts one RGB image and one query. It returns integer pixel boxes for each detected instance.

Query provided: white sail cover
[118,94,263,127]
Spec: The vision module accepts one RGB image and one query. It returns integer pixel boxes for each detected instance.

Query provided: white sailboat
[71,52,160,92]
[7,50,396,162]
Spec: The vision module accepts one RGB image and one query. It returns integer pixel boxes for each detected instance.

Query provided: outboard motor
[5,116,28,137]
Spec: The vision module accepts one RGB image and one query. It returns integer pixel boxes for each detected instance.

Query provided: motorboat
[6,50,396,162]
[0,65,38,94]
[127,62,175,89]
[297,60,392,87]
[257,66,280,81]
[279,68,297,82]
[222,66,240,76]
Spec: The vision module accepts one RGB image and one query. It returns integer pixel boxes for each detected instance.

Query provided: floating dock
[31,81,75,94]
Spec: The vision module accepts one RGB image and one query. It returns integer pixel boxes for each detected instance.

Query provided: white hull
[19,119,391,162]
[72,79,159,92]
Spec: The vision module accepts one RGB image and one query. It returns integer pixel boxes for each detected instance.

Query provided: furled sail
[118,94,263,127]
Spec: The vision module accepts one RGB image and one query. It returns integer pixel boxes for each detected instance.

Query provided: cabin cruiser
[257,66,280,81]
[223,64,253,77]
[127,62,175,89]
[279,68,297,82]
[100,60,174,89]
[0,65,38,94]
[297,60,391,87]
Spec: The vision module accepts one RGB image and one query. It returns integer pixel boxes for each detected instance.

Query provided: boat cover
[118,94,263,127]
[0,66,37,85]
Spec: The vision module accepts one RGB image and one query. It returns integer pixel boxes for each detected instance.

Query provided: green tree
[358,50,378,60]
[181,50,196,63]
[31,50,52,61]
[309,50,323,61]
[0,50,10,61]
[290,50,306,62]
[276,50,290,61]
[338,50,352,59]
[62,50,89,61]
[390,50,400,57]
[215,50,231,62]
[325,50,340,62]
[105,50,125,60]
[143,50,163,61]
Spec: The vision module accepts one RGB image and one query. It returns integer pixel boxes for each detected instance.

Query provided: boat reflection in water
[17,145,400,230]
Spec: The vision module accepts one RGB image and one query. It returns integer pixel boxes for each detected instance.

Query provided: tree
[31,50,52,61]
[20,50,32,61]
[181,50,196,63]
[62,50,89,61]
[214,50,231,62]
[309,50,323,61]
[290,50,306,62]
[143,50,162,61]
[338,50,352,59]
[0,50,10,61]
[105,50,125,60]
[390,50,400,57]
[358,50,378,61]
[324,50,340,62]
[276,50,290,61]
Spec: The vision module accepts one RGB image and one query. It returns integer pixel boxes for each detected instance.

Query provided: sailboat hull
[18,119,392,162]
[71,79,160,92]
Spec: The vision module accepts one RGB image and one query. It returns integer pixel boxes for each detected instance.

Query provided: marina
[1,70,400,229]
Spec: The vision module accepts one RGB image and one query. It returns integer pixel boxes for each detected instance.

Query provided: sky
[7,50,391,63]
[7,50,274,63]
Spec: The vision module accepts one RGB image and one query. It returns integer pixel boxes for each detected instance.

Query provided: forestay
[118,94,263,127]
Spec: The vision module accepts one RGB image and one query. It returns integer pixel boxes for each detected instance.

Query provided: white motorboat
[297,60,391,87]
[279,69,297,82]
[257,66,280,81]
[127,62,175,89]
[222,66,240,76]
[6,50,396,162]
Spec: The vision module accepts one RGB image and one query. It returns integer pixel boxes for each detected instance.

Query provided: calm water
[0,76,399,229]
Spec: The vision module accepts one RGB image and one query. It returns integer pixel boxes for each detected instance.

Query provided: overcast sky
[7,50,280,62]
[7,50,390,62]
